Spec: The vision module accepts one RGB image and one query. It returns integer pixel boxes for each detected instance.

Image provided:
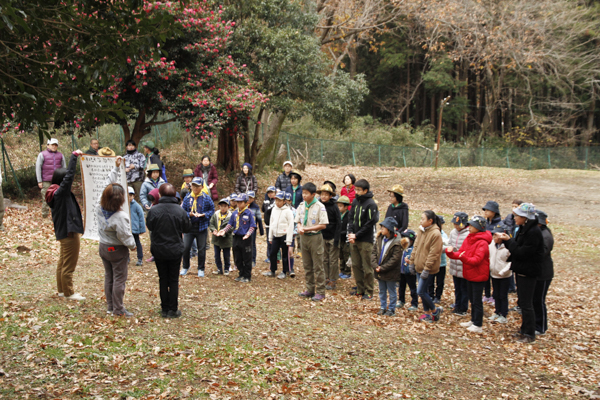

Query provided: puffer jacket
[129,199,146,235]
[446,230,492,282]
[489,242,511,279]
[140,176,166,208]
[409,224,443,275]
[505,219,544,278]
[371,232,403,282]
[447,227,469,278]
[538,226,554,281]
[268,204,295,245]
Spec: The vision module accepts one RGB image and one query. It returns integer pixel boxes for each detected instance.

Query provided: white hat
[283,161,293,168]
[128,186,135,194]
[47,138,59,145]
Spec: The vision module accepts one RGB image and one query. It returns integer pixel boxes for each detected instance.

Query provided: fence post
[585,147,589,170]
[320,139,323,162]
[402,148,407,168]
[71,133,75,152]
[378,145,381,166]
[547,149,551,169]
[1,137,6,181]
[351,142,356,166]
[480,147,484,167]
[529,147,533,169]
[506,148,510,169]
[458,149,461,168]
[1,138,24,198]
[286,133,290,159]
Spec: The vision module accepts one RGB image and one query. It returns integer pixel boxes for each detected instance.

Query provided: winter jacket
[371,233,403,282]
[275,172,292,191]
[489,242,511,279]
[194,163,219,200]
[146,196,191,259]
[400,245,414,275]
[440,230,449,267]
[486,215,503,232]
[348,192,378,243]
[385,202,409,233]
[322,198,341,246]
[85,148,98,156]
[446,230,492,282]
[409,224,443,275]
[140,177,166,209]
[262,197,277,228]
[503,213,516,235]
[209,210,233,249]
[129,199,146,235]
[505,219,544,278]
[235,173,258,194]
[181,191,214,232]
[248,202,264,235]
[447,228,469,278]
[268,204,295,245]
[36,149,66,182]
[124,151,146,183]
[537,226,554,281]
[47,154,84,241]
[340,185,356,209]
[339,210,349,247]
[285,185,303,209]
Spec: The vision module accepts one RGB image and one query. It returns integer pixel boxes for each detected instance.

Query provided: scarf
[217,210,230,229]
[190,191,203,214]
[127,149,136,155]
[235,205,249,231]
[150,177,160,188]
[303,197,317,225]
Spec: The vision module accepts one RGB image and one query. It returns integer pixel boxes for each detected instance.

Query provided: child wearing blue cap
[265,191,294,279]
[372,217,403,316]
[216,193,256,282]
[209,198,233,275]
[247,190,264,267]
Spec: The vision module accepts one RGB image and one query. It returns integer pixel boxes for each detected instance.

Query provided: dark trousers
[467,280,485,327]
[453,276,469,313]
[399,273,418,307]
[183,230,207,271]
[492,277,510,317]
[534,279,552,334]
[289,237,295,272]
[99,243,129,314]
[270,235,290,273]
[516,274,537,338]
[155,257,181,312]
[133,234,143,261]
[428,266,446,300]
[214,245,231,272]
[233,235,252,280]
[416,273,437,312]
[339,242,351,275]
[251,231,257,264]
[266,228,272,259]
[508,274,516,292]
[484,275,492,298]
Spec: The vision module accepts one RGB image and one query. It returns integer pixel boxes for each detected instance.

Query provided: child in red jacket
[445,216,492,334]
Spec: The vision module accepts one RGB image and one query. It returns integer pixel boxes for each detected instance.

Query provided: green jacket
[209,210,233,248]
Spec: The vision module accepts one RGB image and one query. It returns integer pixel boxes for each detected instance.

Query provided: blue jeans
[214,245,231,272]
[190,236,198,257]
[417,273,436,312]
[378,280,397,310]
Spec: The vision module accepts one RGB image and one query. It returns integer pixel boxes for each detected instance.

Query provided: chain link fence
[282,132,600,170]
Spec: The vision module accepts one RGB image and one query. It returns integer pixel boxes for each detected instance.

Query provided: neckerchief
[303,197,317,225]
[150,177,160,188]
[190,191,203,214]
[217,210,230,229]
[340,211,347,219]
[101,208,116,221]
[235,205,249,231]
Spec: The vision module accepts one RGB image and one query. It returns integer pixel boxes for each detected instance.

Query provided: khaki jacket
[409,224,443,275]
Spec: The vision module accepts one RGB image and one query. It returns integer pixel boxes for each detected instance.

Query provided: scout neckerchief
[235,205,249,231]
[190,190,203,214]
[218,209,230,229]
[150,177,160,188]
[303,197,317,225]
[340,211,347,219]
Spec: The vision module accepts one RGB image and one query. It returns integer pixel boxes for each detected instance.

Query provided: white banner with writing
[80,156,129,241]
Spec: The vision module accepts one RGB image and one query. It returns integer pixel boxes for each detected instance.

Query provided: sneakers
[326,282,336,290]
[180,268,189,276]
[262,271,276,277]
[289,269,296,278]
[252,262,256,268]
[298,291,314,298]
[167,310,182,319]
[264,258,270,263]
[467,324,483,333]
[106,310,113,315]
[311,294,325,302]
[420,314,433,323]
[234,276,242,282]
[488,313,500,321]
[460,321,473,328]
[197,270,205,278]
[224,270,230,276]
[136,260,143,266]
[517,335,535,343]
[146,256,155,262]
[377,308,386,316]
[535,330,545,335]
[231,266,238,271]
[114,310,134,318]
[161,310,168,318]
[384,309,396,317]
[349,287,361,296]
[361,294,373,301]
[277,272,286,280]
[432,298,440,305]
[397,301,405,309]
[66,293,85,301]
[452,309,467,317]
[450,303,456,309]
[407,305,418,311]
[431,307,443,321]
[339,273,344,278]
[487,298,495,306]
[239,277,251,283]
[495,316,508,324]
[58,293,64,297]
[340,274,352,279]
[510,306,522,314]
[213,270,223,275]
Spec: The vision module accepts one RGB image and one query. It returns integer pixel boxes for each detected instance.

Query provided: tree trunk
[348,44,358,78]
[249,108,265,167]
[255,110,287,172]
[217,129,240,173]
[243,118,251,164]
[583,85,596,146]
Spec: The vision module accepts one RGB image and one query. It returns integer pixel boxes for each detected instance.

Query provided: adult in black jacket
[533,211,554,335]
[385,185,409,233]
[46,151,85,301]
[497,203,544,343]
[146,184,191,318]
[348,179,379,299]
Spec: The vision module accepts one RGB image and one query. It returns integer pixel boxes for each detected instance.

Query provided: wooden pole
[435,96,451,170]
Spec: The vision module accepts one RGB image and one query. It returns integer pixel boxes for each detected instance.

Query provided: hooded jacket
[348,191,378,243]
[385,202,409,233]
[47,154,84,240]
[129,199,146,235]
[538,226,554,281]
[140,176,166,208]
[447,227,469,278]
[485,215,503,232]
[268,203,295,245]
[146,196,191,259]
[409,224,443,275]
[339,209,349,247]
[371,232,403,282]
[235,165,258,194]
[322,198,341,246]
[505,219,544,278]
[489,242,511,279]
[446,230,492,282]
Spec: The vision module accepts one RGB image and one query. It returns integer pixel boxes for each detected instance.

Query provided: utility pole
[435,96,451,170]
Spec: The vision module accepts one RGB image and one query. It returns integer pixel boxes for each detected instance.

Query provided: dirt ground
[1,165,599,399]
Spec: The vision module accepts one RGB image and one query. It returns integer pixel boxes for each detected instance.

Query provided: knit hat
[482,200,500,215]
[237,193,249,202]
[451,212,469,228]
[316,184,334,195]
[285,193,292,201]
[242,162,252,171]
[128,186,135,194]
[467,216,486,231]
[536,210,548,226]
[337,195,351,205]
[47,138,59,145]
[323,181,337,193]
[98,147,116,157]
[380,217,398,233]
[218,198,230,206]
[401,229,416,241]
[143,141,155,149]
[247,190,256,198]
[387,184,404,196]
[275,191,285,200]
[266,186,276,193]
[191,177,204,186]
[283,161,293,168]
[146,163,160,172]
[513,203,536,219]
[182,169,194,177]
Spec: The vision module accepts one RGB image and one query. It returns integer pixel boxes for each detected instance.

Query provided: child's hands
[298,226,305,235]
[375,267,381,273]
[243,233,251,240]
[446,246,454,253]
[115,156,123,167]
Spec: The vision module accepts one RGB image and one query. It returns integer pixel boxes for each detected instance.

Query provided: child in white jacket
[489,225,512,324]
[264,191,295,279]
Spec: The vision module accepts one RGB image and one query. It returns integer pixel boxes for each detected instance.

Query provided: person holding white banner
[96,157,137,318]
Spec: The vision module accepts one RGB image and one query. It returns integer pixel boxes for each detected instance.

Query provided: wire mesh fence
[282,132,600,170]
